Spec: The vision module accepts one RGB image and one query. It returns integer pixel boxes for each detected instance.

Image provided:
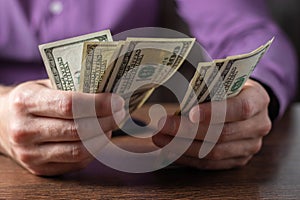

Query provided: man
[0,0,297,176]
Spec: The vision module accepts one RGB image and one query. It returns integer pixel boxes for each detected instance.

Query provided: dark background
[152,0,300,103]
[267,0,300,101]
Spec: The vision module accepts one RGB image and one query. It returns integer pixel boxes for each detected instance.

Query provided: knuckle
[9,122,28,144]
[241,98,254,119]
[237,157,252,167]
[254,81,270,105]
[207,148,222,160]
[260,118,272,136]
[77,159,91,170]
[261,89,271,106]
[15,148,33,164]
[71,144,87,161]
[252,139,263,155]
[67,122,79,140]
[10,90,28,112]
[222,124,232,136]
[59,94,73,117]
[264,94,270,106]
[242,140,262,158]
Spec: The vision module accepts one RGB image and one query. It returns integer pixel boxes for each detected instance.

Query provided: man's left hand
[152,79,272,170]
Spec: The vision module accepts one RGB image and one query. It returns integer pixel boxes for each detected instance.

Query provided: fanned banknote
[79,42,120,93]
[179,38,274,114]
[99,38,195,94]
[39,29,274,122]
[96,37,195,116]
[39,30,113,91]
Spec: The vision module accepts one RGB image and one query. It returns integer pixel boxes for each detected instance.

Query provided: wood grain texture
[1,104,300,199]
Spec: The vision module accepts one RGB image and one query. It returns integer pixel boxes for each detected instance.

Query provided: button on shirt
[0,0,298,118]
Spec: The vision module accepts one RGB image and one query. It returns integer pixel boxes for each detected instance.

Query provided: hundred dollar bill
[202,37,274,102]
[128,88,155,112]
[179,62,215,114]
[100,38,195,94]
[99,37,195,115]
[179,38,274,115]
[79,42,120,93]
[117,88,156,128]
[39,30,113,91]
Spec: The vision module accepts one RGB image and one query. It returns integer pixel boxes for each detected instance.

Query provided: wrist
[250,78,280,122]
[0,85,13,156]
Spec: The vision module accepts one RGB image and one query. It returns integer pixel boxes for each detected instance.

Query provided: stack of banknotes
[39,29,273,117]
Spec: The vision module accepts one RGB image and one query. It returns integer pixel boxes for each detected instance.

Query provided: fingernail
[114,109,126,123]
[189,106,204,123]
[111,95,125,112]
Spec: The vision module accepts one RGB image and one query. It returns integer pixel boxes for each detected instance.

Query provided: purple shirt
[0,0,298,118]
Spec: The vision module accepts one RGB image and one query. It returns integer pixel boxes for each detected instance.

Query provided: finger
[204,138,262,160]
[157,109,271,144]
[26,160,94,176]
[21,135,109,165]
[17,82,124,119]
[158,108,272,142]
[175,155,253,170]
[41,135,108,163]
[38,142,93,164]
[218,109,271,143]
[16,109,125,144]
[157,115,217,142]
[189,80,270,124]
[153,133,262,160]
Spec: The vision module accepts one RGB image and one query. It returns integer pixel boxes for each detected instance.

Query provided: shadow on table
[56,107,298,189]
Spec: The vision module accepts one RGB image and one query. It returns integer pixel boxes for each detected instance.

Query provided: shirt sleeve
[0,0,40,61]
[176,0,298,119]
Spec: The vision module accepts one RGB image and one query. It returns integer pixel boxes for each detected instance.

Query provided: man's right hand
[0,79,125,176]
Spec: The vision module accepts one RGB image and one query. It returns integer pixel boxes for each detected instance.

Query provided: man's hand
[153,79,272,169]
[0,80,125,176]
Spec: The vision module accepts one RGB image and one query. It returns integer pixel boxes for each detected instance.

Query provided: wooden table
[1,104,300,199]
